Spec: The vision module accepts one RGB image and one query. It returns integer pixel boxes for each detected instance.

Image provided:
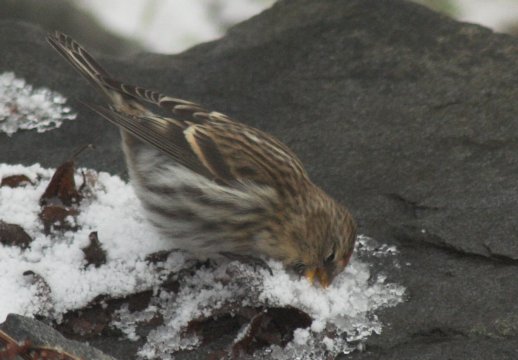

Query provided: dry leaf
[39,205,78,234]
[0,174,33,188]
[230,307,312,356]
[40,160,81,207]
[40,144,93,207]
[0,220,33,249]
[81,232,107,268]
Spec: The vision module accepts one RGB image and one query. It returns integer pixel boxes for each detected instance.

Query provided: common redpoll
[47,31,357,287]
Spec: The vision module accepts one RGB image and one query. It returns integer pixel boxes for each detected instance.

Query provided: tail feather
[47,31,224,124]
[47,32,111,96]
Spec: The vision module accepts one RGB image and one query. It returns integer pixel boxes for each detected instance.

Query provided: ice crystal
[0,72,76,136]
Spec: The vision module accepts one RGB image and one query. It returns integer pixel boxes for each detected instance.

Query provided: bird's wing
[184,120,309,195]
[86,105,214,179]
[48,31,309,193]
[47,31,205,117]
[90,104,309,194]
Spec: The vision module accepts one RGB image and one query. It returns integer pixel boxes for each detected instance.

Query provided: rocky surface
[1,0,518,359]
[0,314,116,360]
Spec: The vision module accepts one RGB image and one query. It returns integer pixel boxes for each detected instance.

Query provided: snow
[456,0,518,31]
[0,163,405,358]
[0,163,172,319]
[0,72,76,136]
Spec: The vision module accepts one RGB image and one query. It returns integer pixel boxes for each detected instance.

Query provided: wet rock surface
[1,0,518,359]
[0,314,116,360]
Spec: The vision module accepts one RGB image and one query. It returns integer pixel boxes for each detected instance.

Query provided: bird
[46,31,357,287]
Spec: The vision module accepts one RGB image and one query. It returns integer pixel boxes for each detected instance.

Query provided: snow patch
[0,72,76,136]
[0,163,405,359]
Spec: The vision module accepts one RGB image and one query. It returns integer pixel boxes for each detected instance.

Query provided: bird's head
[274,193,357,287]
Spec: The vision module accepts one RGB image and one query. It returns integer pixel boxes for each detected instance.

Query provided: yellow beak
[305,267,330,288]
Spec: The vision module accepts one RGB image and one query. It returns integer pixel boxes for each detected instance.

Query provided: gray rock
[1,0,518,359]
[0,314,115,360]
[353,338,518,360]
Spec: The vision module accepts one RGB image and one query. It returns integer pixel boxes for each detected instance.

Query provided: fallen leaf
[231,310,269,358]
[127,291,153,312]
[0,220,33,249]
[40,144,93,207]
[62,307,111,338]
[58,290,162,340]
[230,307,312,356]
[39,205,78,234]
[145,249,175,264]
[0,174,33,188]
[40,160,81,207]
[81,231,107,268]
[186,305,312,358]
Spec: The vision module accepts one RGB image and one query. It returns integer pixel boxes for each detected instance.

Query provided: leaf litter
[0,162,405,359]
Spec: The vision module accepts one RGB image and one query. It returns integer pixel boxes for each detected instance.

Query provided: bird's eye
[293,262,306,276]
[325,253,335,264]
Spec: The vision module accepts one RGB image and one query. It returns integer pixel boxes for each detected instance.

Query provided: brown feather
[47,31,311,194]
[184,126,234,182]
[85,105,213,178]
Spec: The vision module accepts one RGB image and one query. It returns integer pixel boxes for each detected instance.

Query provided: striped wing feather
[186,123,309,195]
[47,31,309,193]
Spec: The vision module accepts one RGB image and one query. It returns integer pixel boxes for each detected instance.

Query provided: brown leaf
[127,291,153,312]
[40,160,81,207]
[63,308,110,338]
[81,232,107,268]
[262,307,312,345]
[0,220,33,249]
[58,298,113,339]
[185,307,249,345]
[186,304,313,358]
[58,290,162,340]
[145,249,175,264]
[0,174,33,188]
[231,310,268,358]
[39,205,79,234]
[230,307,312,356]
[39,144,94,207]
